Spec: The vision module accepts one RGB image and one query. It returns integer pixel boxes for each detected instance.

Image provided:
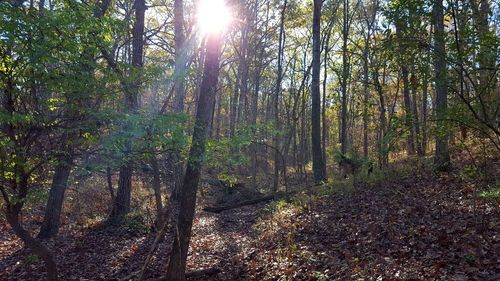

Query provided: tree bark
[311,0,326,183]
[173,0,186,113]
[165,32,222,281]
[433,0,450,170]
[322,22,332,175]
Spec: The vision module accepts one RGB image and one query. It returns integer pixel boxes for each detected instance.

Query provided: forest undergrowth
[1,156,499,281]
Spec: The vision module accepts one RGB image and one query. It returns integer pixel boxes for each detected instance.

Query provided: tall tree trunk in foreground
[311,0,326,183]
[110,0,145,222]
[165,32,222,281]
[433,0,450,170]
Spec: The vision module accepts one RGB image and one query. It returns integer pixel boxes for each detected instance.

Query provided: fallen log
[151,267,221,280]
[203,191,298,213]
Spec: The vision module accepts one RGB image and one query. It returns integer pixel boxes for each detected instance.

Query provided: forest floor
[1,160,499,280]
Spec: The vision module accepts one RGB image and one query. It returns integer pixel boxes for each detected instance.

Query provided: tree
[38,0,112,239]
[340,0,350,154]
[109,0,146,222]
[273,0,287,191]
[0,1,113,278]
[169,0,187,201]
[165,28,224,281]
[311,0,326,183]
[433,0,451,170]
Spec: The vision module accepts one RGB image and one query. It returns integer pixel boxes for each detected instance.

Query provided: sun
[197,0,232,35]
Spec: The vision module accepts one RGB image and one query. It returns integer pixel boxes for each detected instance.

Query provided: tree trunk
[5,173,58,280]
[150,154,163,223]
[38,157,72,239]
[411,72,423,155]
[110,162,133,221]
[107,167,115,199]
[421,71,428,155]
[322,23,332,175]
[395,20,415,156]
[473,0,494,125]
[433,0,450,170]
[165,32,222,281]
[173,0,186,112]
[401,66,416,155]
[362,34,370,159]
[311,0,326,183]
[340,0,349,154]
[273,0,287,192]
[6,210,58,280]
[373,70,388,167]
[38,0,112,238]
[170,0,187,197]
[110,0,146,222]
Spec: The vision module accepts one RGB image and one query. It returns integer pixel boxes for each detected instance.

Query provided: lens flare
[197,0,232,35]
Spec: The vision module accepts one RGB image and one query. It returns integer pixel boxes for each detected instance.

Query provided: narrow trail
[1,172,498,280]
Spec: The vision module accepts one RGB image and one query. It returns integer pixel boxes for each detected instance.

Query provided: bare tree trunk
[165,32,222,281]
[311,0,326,183]
[433,0,450,170]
